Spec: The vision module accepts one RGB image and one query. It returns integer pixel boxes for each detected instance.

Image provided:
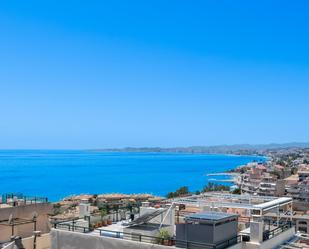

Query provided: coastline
[89,149,266,157]
[0,150,263,202]
[204,155,269,185]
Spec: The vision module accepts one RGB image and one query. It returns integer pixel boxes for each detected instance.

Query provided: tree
[166,186,189,199]
[232,188,241,195]
[176,186,189,196]
[202,182,229,192]
[167,192,175,199]
[100,208,107,221]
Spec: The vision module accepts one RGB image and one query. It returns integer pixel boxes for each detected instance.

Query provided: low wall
[51,229,171,249]
[1,242,14,249]
[227,243,243,249]
[0,203,53,241]
[244,227,295,249]
[22,234,51,249]
[293,201,309,212]
[2,234,50,249]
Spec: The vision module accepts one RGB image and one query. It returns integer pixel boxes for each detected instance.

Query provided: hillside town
[1,147,309,249]
[237,147,309,212]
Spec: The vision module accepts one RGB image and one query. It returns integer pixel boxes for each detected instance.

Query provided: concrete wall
[293,201,309,212]
[176,223,214,245]
[123,224,173,244]
[0,203,53,241]
[21,234,51,249]
[51,229,171,249]
[176,221,237,246]
[275,180,285,196]
[123,227,158,244]
[90,211,123,224]
[244,227,295,249]
[214,221,238,244]
[228,243,243,249]
[2,234,50,249]
[1,242,14,249]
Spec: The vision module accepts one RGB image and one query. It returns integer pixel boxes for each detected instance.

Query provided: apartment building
[285,165,309,210]
[240,164,285,197]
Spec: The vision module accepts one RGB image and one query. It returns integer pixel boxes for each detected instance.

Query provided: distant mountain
[90,142,309,155]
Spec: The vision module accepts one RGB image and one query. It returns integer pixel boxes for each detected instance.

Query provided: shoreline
[0,151,264,202]
[89,150,266,157]
[205,156,269,185]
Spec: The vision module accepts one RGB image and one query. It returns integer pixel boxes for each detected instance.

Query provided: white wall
[244,227,295,249]
[1,242,15,249]
[228,243,243,249]
[51,229,172,249]
[2,234,50,249]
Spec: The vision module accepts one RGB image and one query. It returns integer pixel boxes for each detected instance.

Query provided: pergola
[172,193,293,224]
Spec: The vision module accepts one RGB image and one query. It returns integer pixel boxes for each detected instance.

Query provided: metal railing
[54,223,90,233]
[1,193,48,206]
[54,222,241,249]
[263,222,293,241]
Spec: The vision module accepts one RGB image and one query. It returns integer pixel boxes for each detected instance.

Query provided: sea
[0,150,264,201]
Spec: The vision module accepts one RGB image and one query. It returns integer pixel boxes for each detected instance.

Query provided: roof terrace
[0,193,48,208]
[52,193,295,249]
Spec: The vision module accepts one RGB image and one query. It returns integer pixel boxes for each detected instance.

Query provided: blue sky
[0,1,308,149]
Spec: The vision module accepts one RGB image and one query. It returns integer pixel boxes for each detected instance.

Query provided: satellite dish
[8,214,13,225]
[32,212,38,221]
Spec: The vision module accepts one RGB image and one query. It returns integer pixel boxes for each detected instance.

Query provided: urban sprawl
[1,147,309,249]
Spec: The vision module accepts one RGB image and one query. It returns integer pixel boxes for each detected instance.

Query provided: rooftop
[0,193,48,208]
[173,193,292,214]
[284,174,299,181]
[185,211,238,222]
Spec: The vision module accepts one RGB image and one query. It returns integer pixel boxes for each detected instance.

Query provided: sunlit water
[0,150,264,201]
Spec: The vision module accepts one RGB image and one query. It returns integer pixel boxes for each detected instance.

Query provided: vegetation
[156,229,172,245]
[100,208,107,221]
[291,167,298,174]
[202,182,230,192]
[167,186,189,199]
[167,183,232,198]
[53,203,62,215]
[232,188,241,195]
[158,229,171,239]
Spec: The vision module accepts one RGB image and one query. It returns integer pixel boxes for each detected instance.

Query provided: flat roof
[186,211,238,222]
[253,197,292,211]
[174,194,292,213]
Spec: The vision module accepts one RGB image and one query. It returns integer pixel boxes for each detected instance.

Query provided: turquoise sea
[0,150,264,201]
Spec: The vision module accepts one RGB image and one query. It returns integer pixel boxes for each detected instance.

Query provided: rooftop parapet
[0,193,48,208]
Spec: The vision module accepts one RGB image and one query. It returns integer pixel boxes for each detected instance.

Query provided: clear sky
[0,1,308,149]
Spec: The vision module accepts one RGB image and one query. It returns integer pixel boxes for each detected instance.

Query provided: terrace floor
[89,221,127,237]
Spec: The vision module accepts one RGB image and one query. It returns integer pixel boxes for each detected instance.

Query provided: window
[298,227,307,233]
